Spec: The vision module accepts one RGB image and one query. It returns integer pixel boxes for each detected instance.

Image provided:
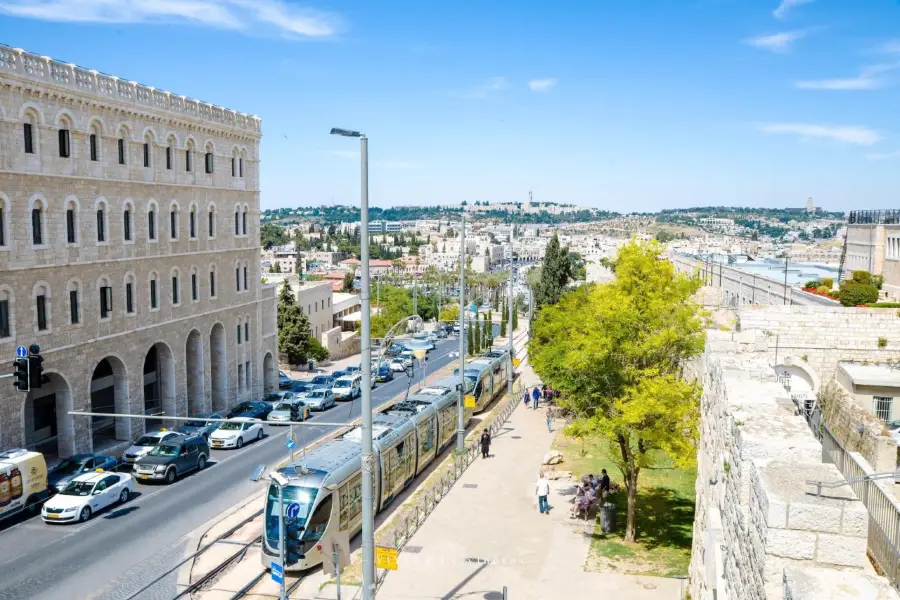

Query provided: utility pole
[783,253,789,305]
[413,275,418,320]
[457,215,466,452]
[508,223,515,396]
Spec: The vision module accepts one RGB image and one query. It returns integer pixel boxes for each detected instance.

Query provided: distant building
[842,210,900,298]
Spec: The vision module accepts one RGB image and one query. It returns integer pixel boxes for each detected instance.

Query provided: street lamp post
[508,224,515,396]
[330,127,375,600]
[457,216,466,452]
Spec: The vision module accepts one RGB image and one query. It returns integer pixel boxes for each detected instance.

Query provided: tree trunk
[617,433,640,543]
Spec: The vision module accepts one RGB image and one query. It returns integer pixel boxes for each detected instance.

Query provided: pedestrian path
[375,365,680,600]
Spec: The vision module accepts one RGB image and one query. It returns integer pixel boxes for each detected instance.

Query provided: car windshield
[219,421,244,431]
[274,403,293,411]
[265,394,284,402]
[59,481,96,496]
[334,378,353,387]
[231,403,252,413]
[311,376,330,384]
[149,445,180,457]
[182,420,207,428]
[135,436,161,446]
[52,459,84,474]
[888,420,900,430]
[308,391,326,398]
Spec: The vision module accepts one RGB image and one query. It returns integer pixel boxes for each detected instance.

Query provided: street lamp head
[330,127,362,138]
[269,470,290,488]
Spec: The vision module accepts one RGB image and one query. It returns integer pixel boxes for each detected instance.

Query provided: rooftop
[839,362,900,388]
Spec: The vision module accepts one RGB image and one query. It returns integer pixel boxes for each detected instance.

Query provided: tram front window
[302,493,333,542]
[265,484,317,547]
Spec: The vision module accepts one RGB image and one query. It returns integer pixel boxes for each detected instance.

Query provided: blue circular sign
[16,346,27,358]
[286,439,295,449]
[286,502,301,520]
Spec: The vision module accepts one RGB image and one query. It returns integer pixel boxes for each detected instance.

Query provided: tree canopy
[277,281,316,365]
[532,233,572,310]
[529,240,706,542]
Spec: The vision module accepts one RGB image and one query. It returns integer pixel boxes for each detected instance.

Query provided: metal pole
[457,216,466,452]
[508,224,515,396]
[358,134,376,600]
[335,545,342,600]
[413,275,417,319]
[289,423,294,461]
[278,482,286,600]
[784,254,789,305]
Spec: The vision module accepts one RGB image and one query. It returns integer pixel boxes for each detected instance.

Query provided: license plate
[47,514,59,519]
[212,441,222,446]
[139,474,149,479]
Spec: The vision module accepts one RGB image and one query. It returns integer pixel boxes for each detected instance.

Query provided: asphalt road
[0,338,462,600]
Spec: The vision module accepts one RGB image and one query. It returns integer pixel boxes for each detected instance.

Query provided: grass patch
[552,433,695,578]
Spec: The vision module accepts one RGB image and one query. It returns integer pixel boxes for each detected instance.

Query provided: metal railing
[849,210,900,225]
[821,425,900,590]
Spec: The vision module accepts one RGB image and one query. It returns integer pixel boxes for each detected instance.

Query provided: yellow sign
[512,358,521,367]
[464,395,476,408]
[375,546,399,570]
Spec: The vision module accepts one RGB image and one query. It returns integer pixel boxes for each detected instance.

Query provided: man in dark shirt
[599,469,611,499]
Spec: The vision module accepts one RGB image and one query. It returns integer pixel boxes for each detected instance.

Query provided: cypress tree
[533,233,572,311]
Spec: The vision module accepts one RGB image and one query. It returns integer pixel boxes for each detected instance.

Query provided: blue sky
[1,0,899,212]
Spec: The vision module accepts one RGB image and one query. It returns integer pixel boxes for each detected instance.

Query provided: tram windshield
[264,484,334,547]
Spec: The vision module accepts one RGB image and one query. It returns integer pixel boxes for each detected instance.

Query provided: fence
[821,424,900,590]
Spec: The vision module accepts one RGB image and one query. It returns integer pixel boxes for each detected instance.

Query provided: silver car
[304,389,336,411]
[121,430,182,465]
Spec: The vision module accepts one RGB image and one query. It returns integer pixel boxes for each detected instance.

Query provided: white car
[390,359,407,373]
[42,471,134,523]
[208,418,264,449]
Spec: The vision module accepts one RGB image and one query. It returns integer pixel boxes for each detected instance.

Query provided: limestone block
[815,533,868,568]
[787,503,842,534]
[766,528,816,559]
[783,564,900,600]
[841,504,869,537]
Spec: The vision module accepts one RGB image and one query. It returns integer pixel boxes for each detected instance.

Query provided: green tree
[532,233,572,311]
[529,240,705,542]
[277,281,313,365]
[342,270,355,293]
[261,223,287,249]
[370,284,414,338]
[838,283,879,306]
[307,336,330,362]
[511,300,518,332]
[654,230,675,243]
[501,302,508,337]
[439,304,459,323]
[467,321,475,356]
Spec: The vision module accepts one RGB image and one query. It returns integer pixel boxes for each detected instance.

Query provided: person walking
[546,410,553,433]
[599,469,611,500]
[536,471,551,514]
[523,388,530,408]
[532,386,541,409]
[480,430,491,459]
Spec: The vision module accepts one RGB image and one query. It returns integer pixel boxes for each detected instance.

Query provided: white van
[332,374,362,401]
[0,449,49,522]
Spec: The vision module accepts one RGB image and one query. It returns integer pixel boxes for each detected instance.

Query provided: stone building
[0,45,277,458]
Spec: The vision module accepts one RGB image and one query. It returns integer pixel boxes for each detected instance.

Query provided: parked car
[278,370,293,389]
[308,375,335,389]
[376,362,395,382]
[385,346,402,357]
[264,391,297,406]
[0,450,49,522]
[121,430,182,466]
[332,375,362,401]
[304,388,336,411]
[133,434,210,484]
[435,329,448,339]
[48,454,120,494]
[291,380,315,394]
[390,358,407,373]
[400,351,414,368]
[226,401,273,420]
[331,369,350,380]
[267,399,310,424]
[346,365,361,374]
[177,413,223,441]
[42,471,134,523]
[209,418,264,449]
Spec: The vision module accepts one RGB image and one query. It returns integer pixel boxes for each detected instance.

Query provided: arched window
[189,203,197,239]
[148,271,159,310]
[117,125,129,165]
[123,272,136,315]
[235,263,241,292]
[147,199,158,242]
[231,148,239,177]
[185,139,194,172]
[0,286,14,339]
[64,196,79,245]
[143,131,154,168]
[243,314,250,343]
[29,195,47,247]
[190,266,199,302]
[89,120,102,162]
[66,279,81,324]
[242,205,248,236]
[236,316,243,345]
[207,203,216,238]
[166,134,176,170]
[243,261,249,291]
[209,264,218,299]
[123,199,134,242]
[95,197,109,244]
[169,202,180,241]
[170,268,181,306]
[204,142,214,174]
[57,114,73,158]
[239,149,246,178]
[234,207,240,236]
[22,108,39,155]
[0,193,8,248]
[98,275,112,320]
[33,282,51,332]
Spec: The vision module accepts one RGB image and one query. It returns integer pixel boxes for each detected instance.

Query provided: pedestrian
[532,386,541,409]
[480,430,491,459]
[546,410,553,433]
[523,388,530,408]
[599,469,611,499]
[536,470,551,514]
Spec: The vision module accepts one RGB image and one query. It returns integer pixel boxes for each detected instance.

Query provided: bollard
[502,585,508,600]
[600,502,616,533]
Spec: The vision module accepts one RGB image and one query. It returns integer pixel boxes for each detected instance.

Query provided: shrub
[821,277,834,289]
[816,285,831,295]
[873,275,884,290]
[878,337,889,349]
[852,270,872,285]
[307,336,330,361]
[839,283,879,307]
[867,302,900,308]
[804,279,821,289]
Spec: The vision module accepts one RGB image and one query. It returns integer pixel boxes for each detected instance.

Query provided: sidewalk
[375,365,681,600]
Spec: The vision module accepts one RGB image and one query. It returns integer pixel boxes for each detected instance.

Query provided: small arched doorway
[24,372,75,459]
[143,343,177,429]
[263,352,277,395]
[185,329,206,416]
[210,323,227,412]
[90,356,130,449]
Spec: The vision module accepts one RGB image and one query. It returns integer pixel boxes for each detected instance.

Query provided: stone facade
[689,331,898,600]
[0,46,277,457]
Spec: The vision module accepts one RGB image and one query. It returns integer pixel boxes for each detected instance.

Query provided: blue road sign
[15,346,27,358]
[286,439,295,450]
[286,502,301,520]
[469,303,477,313]
[271,561,284,584]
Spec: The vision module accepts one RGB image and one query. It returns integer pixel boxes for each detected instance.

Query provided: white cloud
[881,39,900,54]
[528,78,558,92]
[455,77,507,99]
[744,30,807,53]
[0,0,341,38]
[795,64,899,90]
[758,123,881,146]
[867,150,900,160]
[773,0,815,20]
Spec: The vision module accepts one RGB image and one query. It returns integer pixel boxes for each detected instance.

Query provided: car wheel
[164,467,176,485]
[256,429,263,441]
[24,494,41,516]
[119,488,130,504]
[236,436,244,449]
[80,506,92,522]
[197,455,207,470]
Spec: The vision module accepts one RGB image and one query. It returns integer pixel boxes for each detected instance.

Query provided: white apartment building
[0,46,277,458]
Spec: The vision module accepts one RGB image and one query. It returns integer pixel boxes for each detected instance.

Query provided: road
[0,338,462,600]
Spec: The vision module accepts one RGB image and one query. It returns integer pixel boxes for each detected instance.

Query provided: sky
[1,0,899,213]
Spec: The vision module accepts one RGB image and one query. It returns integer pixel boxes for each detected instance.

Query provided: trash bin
[308,359,315,371]
[600,502,616,533]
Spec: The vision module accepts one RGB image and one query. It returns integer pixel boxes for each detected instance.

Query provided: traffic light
[285,522,305,564]
[28,352,43,390]
[13,358,29,392]
[289,403,300,421]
